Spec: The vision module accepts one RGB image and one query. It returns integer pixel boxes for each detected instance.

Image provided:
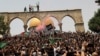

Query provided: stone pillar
[6,26,11,37]
[6,13,11,36]
[24,25,28,32]
[75,23,85,32]
[58,23,62,32]
[8,27,11,36]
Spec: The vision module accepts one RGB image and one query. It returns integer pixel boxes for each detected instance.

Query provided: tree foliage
[0,16,8,35]
[88,9,100,33]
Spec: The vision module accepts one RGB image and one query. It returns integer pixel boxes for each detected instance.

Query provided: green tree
[0,16,8,35]
[88,9,100,33]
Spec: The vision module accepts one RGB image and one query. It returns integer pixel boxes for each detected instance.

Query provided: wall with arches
[0,9,85,35]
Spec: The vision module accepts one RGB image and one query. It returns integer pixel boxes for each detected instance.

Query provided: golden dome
[29,18,41,28]
[43,17,54,26]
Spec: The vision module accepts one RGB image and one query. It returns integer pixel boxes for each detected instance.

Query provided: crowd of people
[0,31,100,56]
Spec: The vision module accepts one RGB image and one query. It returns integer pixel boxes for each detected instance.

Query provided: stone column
[6,26,11,37]
[24,25,28,32]
[75,23,85,32]
[58,23,62,32]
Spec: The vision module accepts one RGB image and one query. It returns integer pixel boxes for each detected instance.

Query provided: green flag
[49,37,55,44]
[0,42,7,49]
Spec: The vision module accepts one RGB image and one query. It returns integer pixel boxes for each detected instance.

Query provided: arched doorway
[10,18,24,36]
[48,17,59,30]
[62,16,75,32]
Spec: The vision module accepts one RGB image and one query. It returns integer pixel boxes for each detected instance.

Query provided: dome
[29,18,41,28]
[43,17,54,26]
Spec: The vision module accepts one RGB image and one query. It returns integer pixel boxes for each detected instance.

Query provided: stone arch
[10,18,24,36]
[46,16,59,30]
[9,17,24,25]
[42,15,59,22]
[60,10,85,32]
[62,16,75,32]
[62,15,76,23]
[26,16,41,24]
[7,17,24,35]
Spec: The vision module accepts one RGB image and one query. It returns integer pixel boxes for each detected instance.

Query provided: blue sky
[0,0,99,36]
